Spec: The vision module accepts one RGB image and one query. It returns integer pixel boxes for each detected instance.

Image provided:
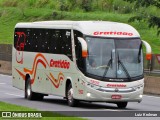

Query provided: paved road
[0,74,160,120]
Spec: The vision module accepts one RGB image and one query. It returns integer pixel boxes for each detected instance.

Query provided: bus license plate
[111,95,122,99]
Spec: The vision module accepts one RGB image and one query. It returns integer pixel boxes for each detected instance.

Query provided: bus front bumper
[82,85,143,102]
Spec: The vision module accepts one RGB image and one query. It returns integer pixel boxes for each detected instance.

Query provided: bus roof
[15,21,140,38]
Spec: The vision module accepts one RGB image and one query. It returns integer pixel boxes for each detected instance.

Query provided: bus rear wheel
[25,78,44,100]
[67,84,78,107]
[116,102,128,109]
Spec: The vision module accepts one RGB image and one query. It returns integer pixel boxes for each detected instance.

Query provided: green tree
[124,0,160,8]
[81,0,92,12]
[124,0,160,35]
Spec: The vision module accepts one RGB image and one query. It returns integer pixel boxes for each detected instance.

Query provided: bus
[12,21,152,108]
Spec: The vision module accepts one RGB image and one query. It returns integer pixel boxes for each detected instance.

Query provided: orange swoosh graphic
[47,72,64,88]
[24,53,49,74]
[16,53,49,84]
[30,59,47,84]
[15,68,25,80]
[15,53,65,88]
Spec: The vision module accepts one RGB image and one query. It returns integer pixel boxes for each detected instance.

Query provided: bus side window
[14,28,19,50]
[55,30,61,54]
[46,29,58,54]
[43,29,48,52]
[32,29,39,52]
[14,28,26,51]
[74,30,85,71]
[35,29,47,53]
[60,29,72,60]
[25,29,32,51]
[42,29,50,53]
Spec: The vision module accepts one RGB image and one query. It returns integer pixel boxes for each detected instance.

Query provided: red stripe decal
[15,68,25,80]
[15,53,65,87]
[47,72,64,88]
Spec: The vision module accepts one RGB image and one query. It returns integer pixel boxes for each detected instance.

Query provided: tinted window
[60,30,72,60]
[14,28,73,60]
[74,30,84,70]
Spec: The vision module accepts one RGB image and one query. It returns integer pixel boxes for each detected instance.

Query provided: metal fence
[144,54,160,75]
[0,44,160,74]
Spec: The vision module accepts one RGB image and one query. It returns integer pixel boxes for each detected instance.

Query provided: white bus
[12,21,151,108]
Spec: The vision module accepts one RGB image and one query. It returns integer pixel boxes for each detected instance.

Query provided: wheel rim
[68,88,73,103]
[27,83,31,97]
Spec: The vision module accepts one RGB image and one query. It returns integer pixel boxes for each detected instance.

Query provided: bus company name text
[90,80,100,86]
[107,84,126,88]
[93,31,133,36]
[50,59,70,69]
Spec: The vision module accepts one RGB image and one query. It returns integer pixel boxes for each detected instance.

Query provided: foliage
[0,0,160,53]
[149,16,160,35]
[124,0,160,8]
[124,0,160,35]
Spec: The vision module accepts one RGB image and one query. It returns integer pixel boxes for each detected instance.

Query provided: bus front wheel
[116,102,128,109]
[67,84,78,107]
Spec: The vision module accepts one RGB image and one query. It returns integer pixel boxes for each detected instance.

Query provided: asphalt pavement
[0,74,160,120]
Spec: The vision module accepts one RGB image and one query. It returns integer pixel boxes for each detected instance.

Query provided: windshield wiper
[117,52,131,80]
[138,42,142,63]
[102,51,112,80]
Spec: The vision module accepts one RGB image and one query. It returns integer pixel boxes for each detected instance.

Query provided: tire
[117,102,128,109]
[67,84,78,107]
[36,94,44,100]
[25,78,44,100]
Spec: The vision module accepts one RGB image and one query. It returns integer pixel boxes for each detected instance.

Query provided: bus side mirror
[142,40,152,60]
[77,37,88,58]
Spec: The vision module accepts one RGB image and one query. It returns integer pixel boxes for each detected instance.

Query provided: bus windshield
[85,37,143,81]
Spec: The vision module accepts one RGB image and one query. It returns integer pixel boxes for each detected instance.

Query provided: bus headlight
[139,94,143,98]
[87,93,91,97]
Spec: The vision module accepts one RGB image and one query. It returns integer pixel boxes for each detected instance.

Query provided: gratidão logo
[93,31,133,36]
